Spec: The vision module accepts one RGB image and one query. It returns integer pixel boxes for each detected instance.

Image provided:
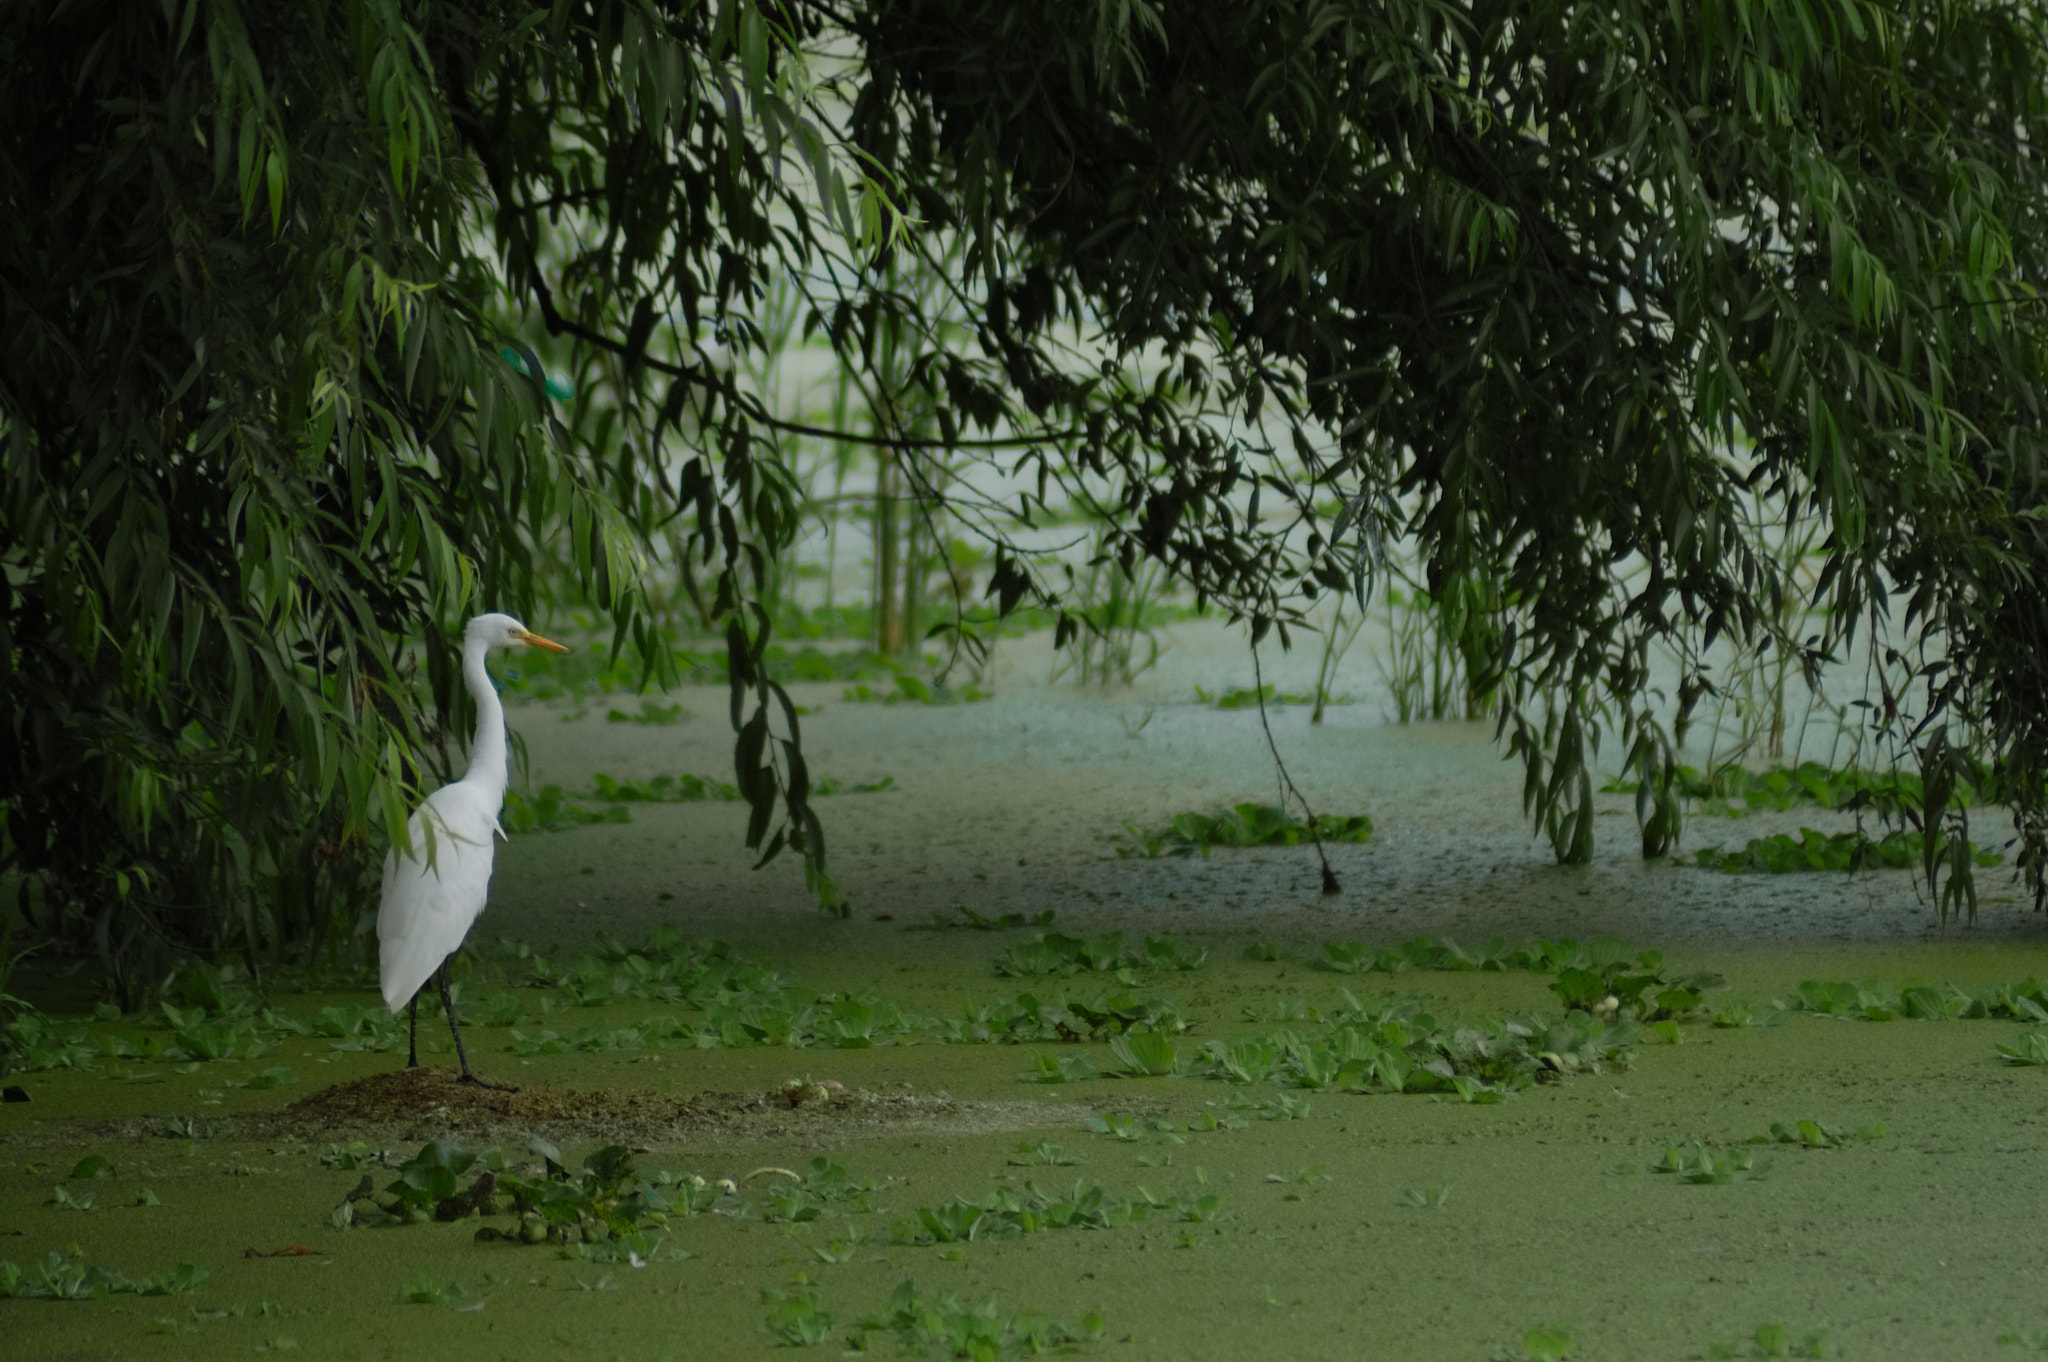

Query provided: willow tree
[837,0,2048,914]
[0,0,882,997]
[6,1,2048,1001]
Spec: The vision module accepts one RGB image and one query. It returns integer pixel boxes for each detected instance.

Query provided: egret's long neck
[459,635,508,798]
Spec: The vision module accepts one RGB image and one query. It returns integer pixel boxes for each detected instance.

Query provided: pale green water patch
[9,931,2048,1359]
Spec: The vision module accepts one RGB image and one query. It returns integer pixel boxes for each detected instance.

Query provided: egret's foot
[456,1072,520,1093]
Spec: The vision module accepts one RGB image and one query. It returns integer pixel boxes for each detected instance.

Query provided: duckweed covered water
[10,661,2048,1359]
[11,933,2048,1360]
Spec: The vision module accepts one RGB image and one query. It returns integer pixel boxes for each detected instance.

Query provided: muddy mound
[266,1068,682,1141]
[247,1067,1109,1145]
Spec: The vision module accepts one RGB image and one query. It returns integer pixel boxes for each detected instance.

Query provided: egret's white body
[376,612,566,1083]
[376,780,506,1014]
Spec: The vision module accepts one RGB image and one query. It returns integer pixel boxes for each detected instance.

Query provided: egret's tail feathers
[379,938,441,1014]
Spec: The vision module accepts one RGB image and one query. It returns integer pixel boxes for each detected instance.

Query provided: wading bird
[379,613,568,1087]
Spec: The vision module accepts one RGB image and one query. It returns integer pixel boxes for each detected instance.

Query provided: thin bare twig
[1250,637,1341,895]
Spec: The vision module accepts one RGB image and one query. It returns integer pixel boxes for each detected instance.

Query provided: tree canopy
[7,0,2048,997]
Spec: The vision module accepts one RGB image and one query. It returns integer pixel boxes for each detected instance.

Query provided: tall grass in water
[1048,534,1174,687]
[1369,560,1498,724]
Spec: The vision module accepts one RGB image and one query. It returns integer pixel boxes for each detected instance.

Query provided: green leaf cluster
[1763,1118,1885,1148]
[1772,977,2048,1024]
[335,1137,701,1252]
[1692,827,2001,874]
[1603,761,1994,819]
[1193,996,1634,1099]
[852,1279,1104,1360]
[0,1249,207,1300]
[1651,1143,1762,1185]
[906,1178,1219,1245]
[995,930,1208,976]
[1115,805,1372,859]
[934,990,1189,1045]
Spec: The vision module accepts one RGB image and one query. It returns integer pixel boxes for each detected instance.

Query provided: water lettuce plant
[995,931,1208,977]
[937,990,1190,1045]
[852,1279,1104,1359]
[1519,1326,1580,1362]
[903,1177,1225,1245]
[1190,995,1635,1100]
[1692,826,2000,874]
[1762,1119,1885,1148]
[841,675,991,705]
[1114,804,1373,858]
[501,785,635,834]
[1312,934,1699,985]
[1022,1052,1099,1084]
[915,907,1057,932]
[762,1281,835,1345]
[503,771,895,835]
[605,699,688,725]
[591,772,735,802]
[1651,1143,1763,1185]
[1189,683,1345,710]
[996,931,1136,977]
[1547,947,1719,1024]
[2,1009,97,1071]
[1777,978,2048,1023]
[1603,760,1993,818]
[1107,1031,1182,1077]
[1997,1031,2048,1065]
[0,1248,207,1300]
[1700,1321,1833,1359]
[332,1137,703,1254]
[4,960,353,1073]
[1196,683,1275,709]
[1008,1140,1086,1167]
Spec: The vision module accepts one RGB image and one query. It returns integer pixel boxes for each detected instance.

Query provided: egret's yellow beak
[515,630,570,653]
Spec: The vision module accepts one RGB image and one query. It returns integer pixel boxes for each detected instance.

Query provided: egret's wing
[376,785,501,1012]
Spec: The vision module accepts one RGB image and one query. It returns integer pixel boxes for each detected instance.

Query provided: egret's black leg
[407,991,420,1069]
[441,960,517,1091]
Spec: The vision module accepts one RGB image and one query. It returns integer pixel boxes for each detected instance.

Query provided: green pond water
[8,930,2048,1362]
[9,657,2048,1360]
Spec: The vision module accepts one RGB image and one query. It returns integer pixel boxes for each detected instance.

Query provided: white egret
[378,612,568,1087]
